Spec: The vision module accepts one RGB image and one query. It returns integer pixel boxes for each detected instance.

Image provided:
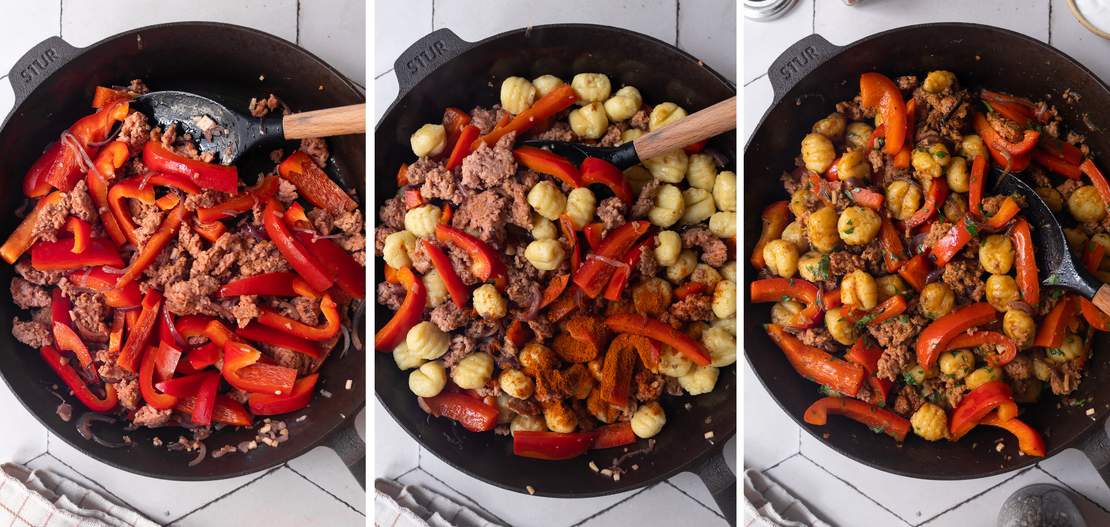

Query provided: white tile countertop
[0,1,366,526]
[373,1,737,526]
[743,1,1110,526]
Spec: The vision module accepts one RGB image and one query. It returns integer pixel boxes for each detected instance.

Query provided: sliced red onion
[101,266,127,274]
[337,325,351,358]
[61,131,100,179]
[138,172,153,190]
[925,267,945,285]
[187,442,208,467]
[76,412,117,441]
[163,308,186,348]
[519,287,543,321]
[293,227,317,236]
[313,233,345,241]
[349,302,364,352]
[243,223,270,241]
[115,305,142,312]
[86,125,121,148]
[587,253,628,270]
[910,232,929,255]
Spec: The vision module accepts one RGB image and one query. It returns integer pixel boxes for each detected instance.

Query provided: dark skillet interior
[744,23,1110,479]
[0,22,365,481]
[375,24,736,497]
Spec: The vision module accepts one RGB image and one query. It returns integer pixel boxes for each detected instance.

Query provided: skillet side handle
[690,449,737,526]
[393,28,472,98]
[322,415,366,489]
[1077,421,1110,487]
[766,33,841,104]
[8,36,80,106]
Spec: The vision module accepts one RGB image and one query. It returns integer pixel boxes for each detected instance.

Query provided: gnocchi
[649,183,686,227]
[570,73,611,104]
[403,204,441,238]
[451,352,495,390]
[527,180,567,220]
[713,171,737,212]
[473,284,507,319]
[678,364,719,395]
[406,321,450,360]
[686,153,718,190]
[603,85,642,121]
[568,101,609,139]
[649,102,687,130]
[410,123,446,157]
[500,76,537,115]
[564,187,597,229]
[524,239,566,271]
[654,230,682,266]
[631,401,666,439]
[643,148,689,183]
[409,361,448,398]
[680,188,716,225]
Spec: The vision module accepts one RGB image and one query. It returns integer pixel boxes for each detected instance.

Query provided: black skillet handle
[767,33,842,104]
[690,449,737,526]
[393,28,473,98]
[322,413,366,489]
[1077,420,1110,488]
[8,36,80,106]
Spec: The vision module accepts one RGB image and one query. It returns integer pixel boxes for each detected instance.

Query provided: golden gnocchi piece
[568,101,609,139]
[531,214,557,240]
[452,352,495,390]
[801,133,836,173]
[825,307,858,345]
[812,112,846,140]
[383,230,418,269]
[714,317,737,336]
[712,279,737,320]
[666,249,698,283]
[978,235,1014,274]
[406,321,450,360]
[1068,185,1107,223]
[658,345,694,377]
[885,180,923,220]
[1046,333,1084,363]
[409,361,448,398]
[643,148,689,183]
[500,76,537,115]
[649,102,687,130]
[686,153,718,190]
[845,122,875,150]
[1003,309,1036,348]
[762,239,799,278]
[524,239,566,271]
[570,73,611,104]
[911,148,943,179]
[527,180,568,220]
[499,369,535,399]
[649,183,686,227]
[403,204,442,238]
[621,128,645,145]
[709,211,737,239]
[1036,187,1064,213]
[392,341,425,370]
[543,400,578,433]
[519,343,559,376]
[510,414,547,434]
[603,85,643,121]
[837,206,881,245]
[631,401,667,439]
[680,188,716,225]
[654,230,682,266]
[911,402,948,441]
[836,149,870,181]
[624,164,653,193]
[703,326,736,366]
[840,270,878,310]
[473,283,507,319]
[958,135,987,160]
[780,221,808,252]
[798,251,829,283]
[713,170,737,212]
[531,74,565,97]
[422,269,448,308]
[965,366,1002,390]
[807,206,840,253]
[923,70,957,93]
[985,274,1020,312]
[939,349,976,380]
[691,263,723,288]
[719,261,737,282]
[946,157,970,193]
[410,123,446,158]
[771,300,804,327]
[565,187,597,229]
[919,282,956,319]
[677,364,719,395]
[876,274,908,302]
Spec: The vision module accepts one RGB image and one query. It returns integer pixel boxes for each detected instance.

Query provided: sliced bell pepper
[947,331,1018,367]
[218,272,298,297]
[766,324,865,397]
[981,197,1021,231]
[473,84,578,149]
[950,380,1019,440]
[969,155,987,218]
[580,157,632,203]
[1080,159,1110,208]
[674,282,708,300]
[605,313,711,366]
[277,150,357,213]
[904,177,948,229]
[583,223,605,249]
[402,187,425,210]
[222,341,297,394]
[1083,241,1105,273]
[1034,295,1076,348]
[539,274,570,309]
[804,396,909,442]
[23,142,62,198]
[2,191,65,264]
[47,102,129,191]
[420,391,499,433]
[603,234,655,301]
[931,217,977,267]
[750,278,825,329]
[91,86,135,109]
[263,199,335,292]
[249,373,318,416]
[420,239,468,307]
[856,294,908,326]
[52,321,94,371]
[1033,149,1082,180]
[142,141,238,193]
[751,201,790,270]
[845,338,883,374]
[978,412,1046,457]
[592,421,637,450]
[513,146,582,188]
[155,371,211,397]
[916,302,998,369]
[291,231,365,300]
[879,216,907,272]
[847,187,884,210]
[859,72,907,155]
[191,219,227,243]
[139,343,179,410]
[31,238,123,271]
[898,253,931,291]
[116,289,163,373]
[375,266,427,351]
[981,89,1038,124]
[683,140,707,155]
[891,98,917,169]
[1038,135,1084,164]
[185,342,222,371]
[62,217,91,254]
[1011,219,1039,305]
[108,175,156,246]
[973,113,1032,171]
[86,141,130,245]
[175,394,253,427]
[196,176,279,223]
[40,345,118,412]
[573,221,650,298]
[560,214,581,272]
[67,267,141,308]
[395,163,410,187]
[190,372,220,426]
[445,124,480,171]
[506,319,532,348]
[116,202,187,288]
[513,431,596,460]
[434,223,507,285]
[236,322,325,360]
[256,293,340,342]
[1077,296,1110,332]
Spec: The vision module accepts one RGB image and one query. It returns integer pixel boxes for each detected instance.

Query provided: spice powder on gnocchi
[375,72,737,468]
[752,69,1110,455]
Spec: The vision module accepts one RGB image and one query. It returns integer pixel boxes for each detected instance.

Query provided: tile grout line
[914,467,1037,526]
[567,485,655,527]
[20,451,48,467]
[412,468,510,526]
[744,72,767,87]
[675,0,681,47]
[1048,0,1054,46]
[811,0,816,34]
[760,451,800,474]
[295,0,302,45]
[57,0,62,37]
[43,453,141,513]
[165,465,283,525]
[1035,466,1110,514]
[795,452,913,526]
[430,0,436,32]
[663,480,726,521]
[285,464,365,517]
[393,465,420,480]
[375,68,394,81]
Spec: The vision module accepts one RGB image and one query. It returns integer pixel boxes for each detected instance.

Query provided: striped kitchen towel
[0,463,158,527]
[375,478,504,527]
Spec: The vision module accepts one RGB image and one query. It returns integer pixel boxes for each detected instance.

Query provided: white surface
[373,1,736,525]
[0,1,365,526]
[743,1,1110,526]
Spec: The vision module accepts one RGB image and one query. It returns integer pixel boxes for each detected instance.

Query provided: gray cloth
[0,463,158,527]
[744,468,830,527]
[375,478,504,527]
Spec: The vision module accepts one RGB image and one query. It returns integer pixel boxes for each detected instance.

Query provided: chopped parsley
[903,372,920,386]
[818,385,842,397]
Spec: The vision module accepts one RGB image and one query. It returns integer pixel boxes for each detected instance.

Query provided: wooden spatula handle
[632,96,736,162]
[1093,284,1110,317]
[282,104,366,139]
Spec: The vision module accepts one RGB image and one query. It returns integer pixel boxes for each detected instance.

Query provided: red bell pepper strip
[85,141,130,245]
[973,113,1032,171]
[374,266,427,351]
[605,313,711,366]
[947,331,1018,367]
[766,324,865,397]
[248,373,319,416]
[904,178,948,229]
[218,272,298,297]
[859,73,907,155]
[116,289,163,373]
[52,321,94,371]
[972,112,1040,156]
[222,341,298,394]
[859,294,908,326]
[560,214,581,273]
[583,223,605,250]
[539,274,570,309]
[68,267,141,308]
[683,140,707,155]
[898,254,931,291]
[191,220,227,243]
[978,412,1046,457]
[950,380,1019,440]
[175,394,253,427]
[420,392,499,433]
[62,217,91,254]
[751,201,790,270]
[153,332,183,380]
[1077,296,1110,332]
[31,238,124,271]
[513,431,596,460]
[969,155,987,218]
[1038,135,1084,164]
[513,146,582,188]
[395,163,410,187]
[603,234,655,301]
[750,278,825,329]
[420,240,469,307]
[142,141,238,193]
[139,343,179,410]
[981,89,1038,123]
[40,345,118,412]
[236,322,325,360]
[189,372,220,426]
[865,124,885,151]
[847,187,884,210]
[931,217,977,267]
[1080,159,1110,207]
[263,199,335,292]
[185,342,222,371]
[473,84,578,149]
[47,102,130,191]
[107,176,156,246]
[804,396,910,442]
[256,293,341,342]
[155,371,211,397]
[1083,241,1106,274]
[592,422,637,450]
[981,197,1021,231]
[674,282,709,300]
[879,217,907,272]
[1033,149,1082,179]
[23,142,62,198]
[444,124,480,171]
[581,157,633,203]
[1,192,67,264]
[846,338,883,374]
[291,231,365,300]
[916,302,998,370]
[434,223,507,284]
[402,187,425,210]
[116,202,188,288]
[1034,295,1076,348]
[277,150,357,213]
[573,221,650,298]
[91,86,135,109]
[196,176,279,223]
[1011,219,1040,305]
[891,98,917,169]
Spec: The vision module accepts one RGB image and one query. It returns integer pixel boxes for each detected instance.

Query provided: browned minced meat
[923,377,968,410]
[430,301,473,333]
[132,405,172,428]
[785,327,833,353]
[274,297,320,325]
[268,345,316,375]
[527,318,554,341]
[443,334,476,369]
[374,225,397,257]
[452,190,507,245]
[447,246,479,285]
[299,137,329,168]
[506,397,541,417]
[922,221,952,251]
[12,318,51,348]
[872,315,927,381]
[893,385,925,417]
[469,106,506,135]
[11,278,50,309]
[377,282,405,311]
[597,197,626,232]
[629,109,650,130]
[239,239,290,277]
[276,178,299,204]
[942,259,985,302]
[70,292,109,343]
[835,96,875,121]
[534,122,576,142]
[1004,354,1032,381]
[913,88,970,143]
[682,228,727,267]
[130,200,164,248]
[165,276,226,317]
[499,179,533,230]
[876,345,914,382]
[1049,360,1082,395]
[184,189,224,211]
[466,318,501,340]
[672,294,714,322]
[895,75,919,92]
[1057,178,1083,199]
[191,233,248,281]
[15,260,64,286]
[30,192,69,243]
[249,94,281,118]
[230,296,259,328]
[630,178,660,218]
[634,370,665,402]
[986,111,1024,143]
[378,195,406,230]
[598,125,623,147]
[460,133,517,191]
[505,271,541,308]
[96,349,130,383]
[408,240,434,275]
[119,112,151,152]
[637,248,659,279]
[117,379,141,410]
[405,156,443,187]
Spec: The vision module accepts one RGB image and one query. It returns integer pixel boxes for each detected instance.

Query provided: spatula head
[131,91,279,164]
[520,139,640,169]
[993,169,1098,297]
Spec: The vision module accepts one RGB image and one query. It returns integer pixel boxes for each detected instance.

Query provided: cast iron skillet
[0,22,365,485]
[745,23,1110,482]
[375,25,737,523]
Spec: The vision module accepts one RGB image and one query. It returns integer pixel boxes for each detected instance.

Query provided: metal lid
[743,0,799,22]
